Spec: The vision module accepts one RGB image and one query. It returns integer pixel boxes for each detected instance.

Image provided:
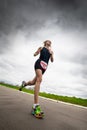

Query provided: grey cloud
[0,0,87,35]
[54,0,87,30]
[0,34,10,53]
[0,0,55,48]
[70,52,87,80]
[0,0,48,53]
[0,0,87,98]
[0,0,53,35]
[0,0,87,54]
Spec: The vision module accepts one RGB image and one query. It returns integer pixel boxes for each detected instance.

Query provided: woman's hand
[48,47,53,55]
[34,47,42,56]
[48,47,54,62]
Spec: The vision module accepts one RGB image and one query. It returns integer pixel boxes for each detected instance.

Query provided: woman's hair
[43,40,52,46]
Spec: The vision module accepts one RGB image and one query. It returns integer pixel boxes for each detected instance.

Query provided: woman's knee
[36,77,42,83]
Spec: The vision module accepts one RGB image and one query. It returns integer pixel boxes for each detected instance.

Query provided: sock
[33,104,39,109]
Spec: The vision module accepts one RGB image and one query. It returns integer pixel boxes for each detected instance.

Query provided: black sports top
[39,47,51,64]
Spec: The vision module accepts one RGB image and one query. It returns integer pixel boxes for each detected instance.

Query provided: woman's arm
[48,47,54,62]
[50,52,54,62]
[34,47,42,56]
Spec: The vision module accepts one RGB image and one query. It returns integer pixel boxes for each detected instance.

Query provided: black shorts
[34,59,46,74]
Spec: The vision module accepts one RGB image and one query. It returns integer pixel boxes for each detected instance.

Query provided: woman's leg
[34,69,42,104]
[25,76,37,86]
[19,77,37,91]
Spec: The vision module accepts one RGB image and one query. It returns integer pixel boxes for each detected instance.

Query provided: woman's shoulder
[38,46,43,51]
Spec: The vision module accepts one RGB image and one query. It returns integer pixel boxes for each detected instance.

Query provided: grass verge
[0,82,87,107]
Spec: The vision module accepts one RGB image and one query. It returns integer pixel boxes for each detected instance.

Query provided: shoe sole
[31,111,44,119]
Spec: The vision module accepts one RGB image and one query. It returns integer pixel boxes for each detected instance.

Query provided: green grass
[0,82,87,107]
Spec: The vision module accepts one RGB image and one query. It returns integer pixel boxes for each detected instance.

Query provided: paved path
[0,86,87,130]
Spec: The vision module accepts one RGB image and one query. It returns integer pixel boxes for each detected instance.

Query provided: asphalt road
[0,86,87,130]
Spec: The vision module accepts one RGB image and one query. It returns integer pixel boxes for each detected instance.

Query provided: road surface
[0,86,87,130]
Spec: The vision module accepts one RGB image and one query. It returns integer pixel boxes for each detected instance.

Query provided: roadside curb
[1,85,87,110]
[21,91,87,110]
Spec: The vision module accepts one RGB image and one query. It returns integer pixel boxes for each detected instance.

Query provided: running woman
[19,40,54,117]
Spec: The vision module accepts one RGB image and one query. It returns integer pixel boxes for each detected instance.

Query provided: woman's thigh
[35,69,42,82]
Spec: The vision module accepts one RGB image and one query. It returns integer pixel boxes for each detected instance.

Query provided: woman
[19,40,54,117]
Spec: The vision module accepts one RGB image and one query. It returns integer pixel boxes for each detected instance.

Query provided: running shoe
[32,105,44,118]
[19,81,26,91]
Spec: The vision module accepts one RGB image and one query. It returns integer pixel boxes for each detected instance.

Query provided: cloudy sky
[0,0,87,98]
